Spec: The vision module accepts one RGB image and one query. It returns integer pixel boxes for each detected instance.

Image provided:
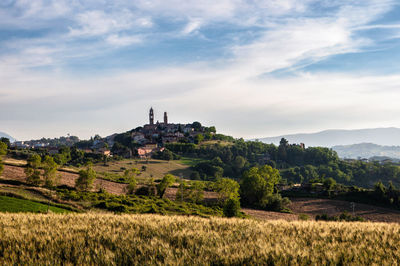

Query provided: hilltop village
[12,108,216,158]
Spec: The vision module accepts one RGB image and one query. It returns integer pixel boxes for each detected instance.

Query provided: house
[95,148,111,157]
[137,144,164,159]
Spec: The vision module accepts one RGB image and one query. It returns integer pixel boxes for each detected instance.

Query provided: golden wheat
[0,213,399,265]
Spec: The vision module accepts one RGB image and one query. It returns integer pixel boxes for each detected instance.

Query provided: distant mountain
[257,127,400,147]
[0,132,15,142]
[332,143,400,159]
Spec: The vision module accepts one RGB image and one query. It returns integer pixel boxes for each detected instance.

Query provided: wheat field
[0,213,399,265]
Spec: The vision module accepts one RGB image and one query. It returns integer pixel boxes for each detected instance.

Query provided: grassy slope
[93,159,194,182]
[0,195,70,213]
[0,213,399,265]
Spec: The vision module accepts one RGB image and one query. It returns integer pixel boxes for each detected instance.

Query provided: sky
[1,0,400,141]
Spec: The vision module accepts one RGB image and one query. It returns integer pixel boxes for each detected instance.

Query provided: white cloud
[106,34,142,47]
[68,10,133,37]
[2,63,400,140]
[181,19,203,35]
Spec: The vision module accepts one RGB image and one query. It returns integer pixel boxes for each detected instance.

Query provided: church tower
[149,107,154,125]
[164,112,168,125]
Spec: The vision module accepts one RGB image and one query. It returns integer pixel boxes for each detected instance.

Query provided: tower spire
[149,107,154,125]
[164,111,168,125]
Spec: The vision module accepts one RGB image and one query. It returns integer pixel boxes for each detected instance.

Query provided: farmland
[0,196,70,213]
[0,213,399,265]
[2,164,400,222]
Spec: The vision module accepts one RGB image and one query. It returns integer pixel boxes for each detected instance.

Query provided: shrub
[298,214,310,221]
[135,186,151,196]
[126,180,137,195]
[315,212,365,222]
[223,197,241,217]
[190,171,201,180]
[260,194,291,212]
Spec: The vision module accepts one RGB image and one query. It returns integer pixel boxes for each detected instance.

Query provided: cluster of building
[117,108,209,158]
[12,135,79,149]
[10,108,210,159]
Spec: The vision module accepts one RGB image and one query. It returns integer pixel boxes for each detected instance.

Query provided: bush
[126,180,137,195]
[315,212,365,222]
[298,214,310,221]
[135,186,150,196]
[260,194,291,212]
[190,171,201,180]
[223,198,241,217]
[135,186,157,197]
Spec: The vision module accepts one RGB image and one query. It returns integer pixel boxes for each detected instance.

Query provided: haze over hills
[0,132,15,142]
[332,143,400,160]
[257,127,400,147]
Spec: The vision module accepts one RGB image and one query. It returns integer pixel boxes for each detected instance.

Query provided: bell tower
[164,112,168,125]
[149,107,154,125]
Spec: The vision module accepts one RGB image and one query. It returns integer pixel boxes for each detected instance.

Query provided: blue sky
[1,0,400,140]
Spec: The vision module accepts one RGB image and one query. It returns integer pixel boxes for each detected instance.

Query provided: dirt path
[1,165,127,195]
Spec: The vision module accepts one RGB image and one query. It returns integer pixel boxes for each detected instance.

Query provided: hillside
[257,127,400,147]
[1,213,399,265]
[0,132,15,142]
[332,143,400,159]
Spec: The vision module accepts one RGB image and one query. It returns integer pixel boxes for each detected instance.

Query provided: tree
[214,178,240,202]
[240,165,281,207]
[124,167,140,194]
[157,174,175,198]
[0,141,7,176]
[323,177,336,191]
[126,179,137,194]
[42,155,58,187]
[0,138,10,148]
[223,197,241,217]
[234,156,246,170]
[75,165,96,191]
[192,121,202,131]
[25,154,42,185]
[278,138,288,161]
[187,181,205,203]
[175,180,205,203]
[194,134,204,144]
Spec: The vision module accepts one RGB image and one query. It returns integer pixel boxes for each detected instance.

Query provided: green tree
[75,165,96,191]
[42,155,58,187]
[214,178,240,202]
[124,167,140,194]
[186,181,205,203]
[0,138,10,148]
[126,179,137,194]
[234,156,246,170]
[192,121,202,130]
[25,154,42,185]
[157,174,175,198]
[240,165,281,206]
[194,134,204,144]
[0,141,7,176]
[323,177,336,191]
[223,197,241,217]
